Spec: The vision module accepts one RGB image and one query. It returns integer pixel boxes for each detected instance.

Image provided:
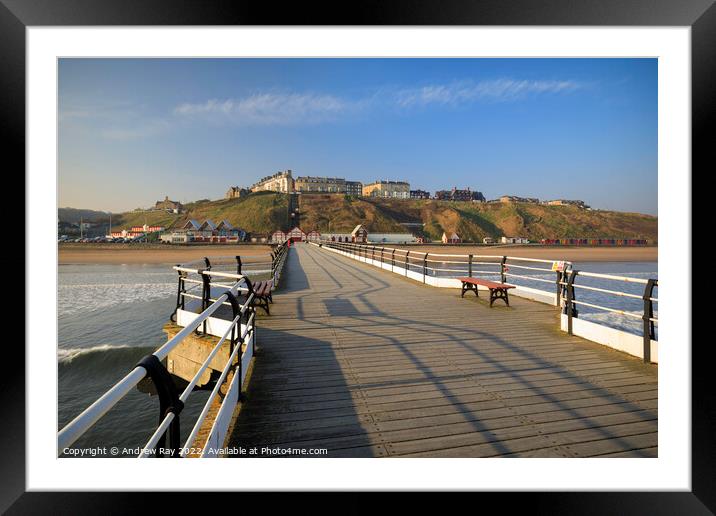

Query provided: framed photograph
[4,0,709,510]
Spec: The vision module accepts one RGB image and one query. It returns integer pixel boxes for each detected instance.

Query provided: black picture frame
[2,0,707,512]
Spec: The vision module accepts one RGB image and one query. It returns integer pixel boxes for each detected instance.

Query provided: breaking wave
[57,282,177,317]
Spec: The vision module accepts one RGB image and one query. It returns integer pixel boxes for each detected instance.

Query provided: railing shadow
[298,245,657,457]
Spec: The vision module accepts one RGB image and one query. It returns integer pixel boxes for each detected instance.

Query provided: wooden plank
[224,244,658,458]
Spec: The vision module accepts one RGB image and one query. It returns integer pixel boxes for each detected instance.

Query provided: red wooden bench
[251,279,274,314]
[457,277,515,307]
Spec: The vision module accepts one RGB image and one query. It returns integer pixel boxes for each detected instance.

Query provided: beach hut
[351,224,368,243]
[306,230,322,242]
[442,232,461,244]
[270,230,287,244]
[287,227,306,242]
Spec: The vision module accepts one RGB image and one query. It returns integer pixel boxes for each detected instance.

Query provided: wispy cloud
[62,78,585,137]
[174,78,583,127]
[174,92,350,126]
[394,79,583,108]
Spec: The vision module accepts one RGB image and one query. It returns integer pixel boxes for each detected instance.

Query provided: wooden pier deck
[226,243,657,458]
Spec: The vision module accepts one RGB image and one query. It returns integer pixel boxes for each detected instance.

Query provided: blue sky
[58,58,657,215]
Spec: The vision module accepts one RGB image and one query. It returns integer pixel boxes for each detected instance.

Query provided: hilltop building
[435,187,486,202]
[155,196,184,213]
[543,199,589,209]
[362,180,410,199]
[250,170,295,194]
[225,186,250,199]
[498,195,540,204]
[345,181,363,196]
[294,176,363,195]
[410,189,431,199]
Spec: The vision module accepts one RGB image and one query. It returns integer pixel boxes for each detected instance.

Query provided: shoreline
[58,244,273,265]
[59,243,657,265]
[390,244,657,263]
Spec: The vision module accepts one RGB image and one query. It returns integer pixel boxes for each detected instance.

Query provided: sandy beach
[59,242,656,264]
[58,243,274,265]
[391,245,657,262]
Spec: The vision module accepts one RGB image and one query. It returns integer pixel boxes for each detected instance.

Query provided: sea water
[58,260,656,454]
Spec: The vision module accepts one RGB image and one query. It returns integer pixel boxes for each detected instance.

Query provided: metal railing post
[134,354,184,457]
[500,256,507,283]
[642,279,657,363]
[468,254,473,278]
[171,266,187,322]
[564,270,579,335]
[235,255,242,275]
[391,249,396,270]
[556,270,563,307]
[423,252,429,283]
[199,270,212,335]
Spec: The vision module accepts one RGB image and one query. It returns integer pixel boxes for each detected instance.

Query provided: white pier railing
[314,240,658,363]
[58,242,289,458]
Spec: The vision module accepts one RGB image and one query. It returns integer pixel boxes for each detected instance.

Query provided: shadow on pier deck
[226,243,657,458]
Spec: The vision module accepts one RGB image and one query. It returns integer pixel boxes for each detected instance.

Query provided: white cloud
[174,92,349,125]
[395,79,583,107]
[169,78,584,127]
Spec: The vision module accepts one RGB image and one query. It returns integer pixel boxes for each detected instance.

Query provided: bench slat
[457,277,514,290]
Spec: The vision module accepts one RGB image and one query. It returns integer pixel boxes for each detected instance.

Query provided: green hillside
[297,195,658,242]
[63,192,657,242]
[110,191,290,233]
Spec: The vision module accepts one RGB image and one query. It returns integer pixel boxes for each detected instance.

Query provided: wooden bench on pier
[457,277,515,307]
[251,279,274,315]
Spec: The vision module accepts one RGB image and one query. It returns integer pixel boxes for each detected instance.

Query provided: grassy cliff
[109,192,289,233]
[297,195,657,242]
[64,192,657,242]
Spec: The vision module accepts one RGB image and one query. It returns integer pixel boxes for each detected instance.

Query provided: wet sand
[391,245,657,262]
[58,243,274,264]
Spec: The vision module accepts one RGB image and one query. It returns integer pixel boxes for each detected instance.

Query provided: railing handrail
[59,243,291,456]
[316,239,572,266]
[317,239,658,363]
[139,296,255,458]
[57,277,248,453]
